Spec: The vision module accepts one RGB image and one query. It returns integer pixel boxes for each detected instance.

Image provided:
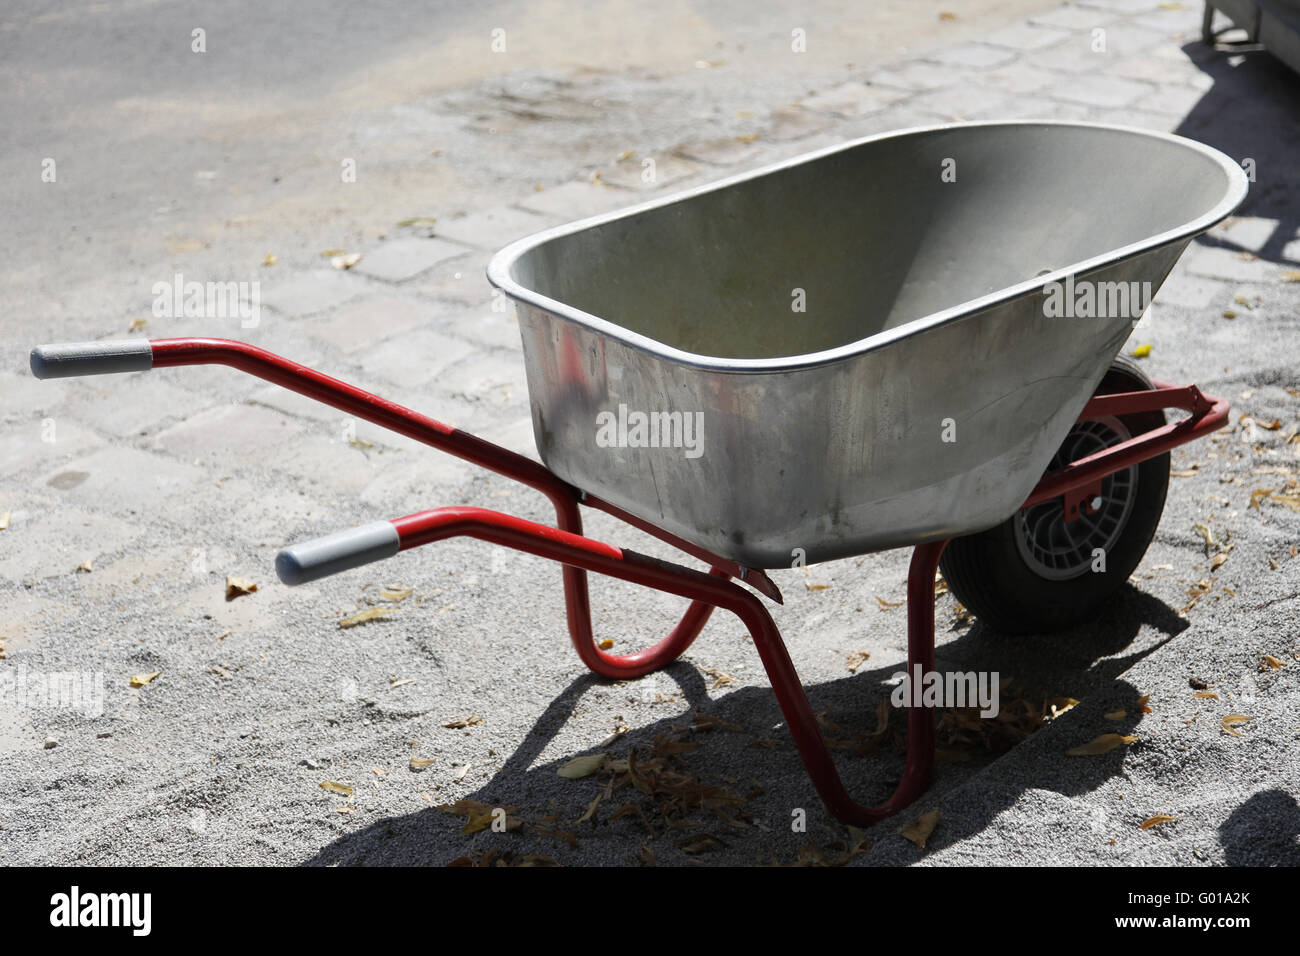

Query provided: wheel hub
[1014,416,1138,580]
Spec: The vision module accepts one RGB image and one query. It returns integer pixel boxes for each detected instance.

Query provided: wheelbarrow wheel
[939,356,1170,635]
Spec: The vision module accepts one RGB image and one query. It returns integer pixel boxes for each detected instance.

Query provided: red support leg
[388,507,948,825]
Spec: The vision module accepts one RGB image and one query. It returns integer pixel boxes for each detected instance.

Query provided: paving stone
[1152,273,1228,309]
[799,81,910,118]
[1043,73,1151,107]
[1030,5,1116,30]
[36,446,204,517]
[1211,217,1284,254]
[154,403,306,462]
[244,382,434,454]
[269,436,381,498]
[351,237,472,283]
[1110,53,1214,85]
[598,153,700,190]
[307,295,440,353]
[975,63,1067,94]
[965,95,1092,121]
[1093,22,1178,55]
[1140,82,1210,116]
[517,181,631,220]
[925,42,1020,69]
[437,306,525,353]
[868,62,964,91]
[261,269,367,317]
[0,506,140,582]
[982,22,1073,51]
[1132,7,1203,35]
[911,85,1014,120]
[405,252,495,307]
[0,419,104,479]
[434,350,531,411]
[764,108,837,142]
[356,328,479,391]
[433,206,555,249]
[674,136,765,166]
[1076,0,1163,12]
[74,377,212,437]
[1183,245,1280,283]
[1084,106,1175,129]
[0,372,64,425]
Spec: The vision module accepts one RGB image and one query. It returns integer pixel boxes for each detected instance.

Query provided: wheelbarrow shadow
[1175,38,1300,266]
[300,582,1188,866]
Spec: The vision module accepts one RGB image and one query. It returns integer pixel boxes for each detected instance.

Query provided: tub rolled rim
[486,118,1250,374]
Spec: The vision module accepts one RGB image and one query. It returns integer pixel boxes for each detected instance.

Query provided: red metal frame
[145,338,1227,824]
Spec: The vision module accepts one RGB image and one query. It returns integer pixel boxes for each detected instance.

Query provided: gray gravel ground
[1,0,1298,867]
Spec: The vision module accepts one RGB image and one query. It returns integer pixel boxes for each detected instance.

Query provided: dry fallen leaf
[1131,344,1152,358]
[1104,709,1127,721]
[678,834,721,855]
[409,757,435,771]
[1067,733,1138,756]
[1221,714,1251,737]
[1250,488,1274,509]
[1046,697,1080,720]
[225,576,258,599]
[331,252,362,270]
[844,650,871,674]
[338,607,396,628]
[380,586,413,601]
[442,715,482,729]
[876,595,903,610]
[1262,655,1287,670]
[1193,691,1219,700]
[703,667,737,688]
[598,639,614,650]
[319,781,354,797]
[1140,814,1178,829]
[574,792,602,825]
[128,318,148,332]
[396,217,437,227]
[557,753,607,779]
[1137,694,1153,714]
[899,809,940,850]
[129,671,162,688]
[262,252,277,266]
[75,559,93,573]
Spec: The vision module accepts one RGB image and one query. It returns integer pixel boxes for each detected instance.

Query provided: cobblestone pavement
[2,1,1298,866]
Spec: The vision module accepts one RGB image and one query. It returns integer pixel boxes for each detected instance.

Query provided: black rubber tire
[939,356,1170,635]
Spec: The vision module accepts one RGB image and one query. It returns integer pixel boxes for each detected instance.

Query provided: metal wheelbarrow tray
[31,121,1247,827]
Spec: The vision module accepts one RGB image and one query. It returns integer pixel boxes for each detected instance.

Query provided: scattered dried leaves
[129,671,162,688]
[319,781,354,797]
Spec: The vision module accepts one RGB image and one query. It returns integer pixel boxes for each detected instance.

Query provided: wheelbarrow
[30,121,1247,826]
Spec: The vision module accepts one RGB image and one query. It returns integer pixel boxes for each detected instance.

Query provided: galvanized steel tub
[487,120,1247,569]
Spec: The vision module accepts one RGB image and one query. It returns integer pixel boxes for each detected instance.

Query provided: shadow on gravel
[1219,789,1300,865]
[302,582,1187,865]
[1177,40,1300,266]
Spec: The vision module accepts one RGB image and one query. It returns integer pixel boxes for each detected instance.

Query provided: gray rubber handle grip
[30,341,154,379]
[276,521,401,586]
